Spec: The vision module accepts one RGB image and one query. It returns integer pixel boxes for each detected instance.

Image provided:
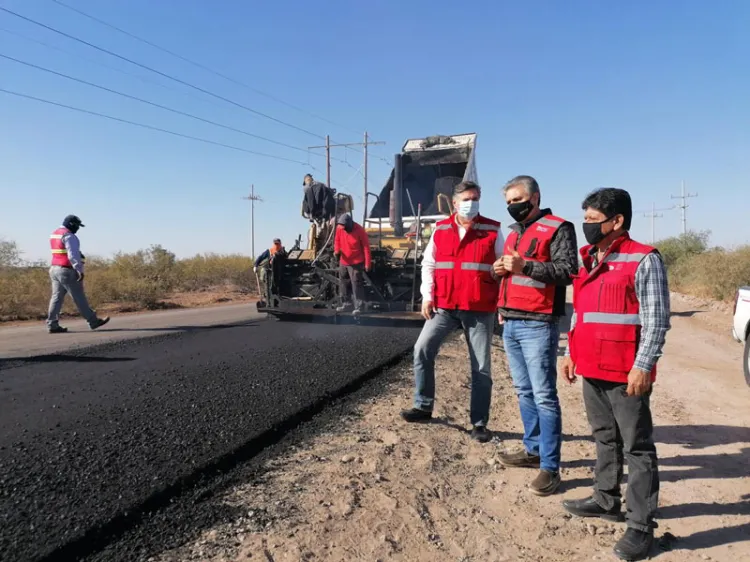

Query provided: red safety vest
[50,227,72,267]
[498,214,566,314]
[432,213,501,313]
[569,233,657,384]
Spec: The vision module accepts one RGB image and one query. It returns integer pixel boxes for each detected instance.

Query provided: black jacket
[496,209,579,322]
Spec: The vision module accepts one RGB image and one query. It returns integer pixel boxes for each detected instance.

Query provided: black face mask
[507,200,534,222]
[582,218,613,245]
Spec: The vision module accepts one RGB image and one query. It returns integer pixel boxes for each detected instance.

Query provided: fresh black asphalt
[0,318,420,561]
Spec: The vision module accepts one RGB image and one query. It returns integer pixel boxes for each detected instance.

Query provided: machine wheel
[744,337,750,387]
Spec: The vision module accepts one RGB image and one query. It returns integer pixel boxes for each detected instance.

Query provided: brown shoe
[497,447,541,468]
[530,469,561,496]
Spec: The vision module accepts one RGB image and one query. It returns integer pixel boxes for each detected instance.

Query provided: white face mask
[456,199,479,219]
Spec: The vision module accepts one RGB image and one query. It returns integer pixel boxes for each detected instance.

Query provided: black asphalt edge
[38,345,414,562]
[0,320,259,369]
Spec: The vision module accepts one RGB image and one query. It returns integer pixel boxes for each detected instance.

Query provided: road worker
[400,180,503,443]
[254,238,286,301]
[493,175,579,496]
[46,215,110,333]
[561,188,670,562]
[334,213,371,314]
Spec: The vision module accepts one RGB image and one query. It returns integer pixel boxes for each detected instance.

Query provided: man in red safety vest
[46,214,110,333]
[493,175,579,497]
[400,181,504,443]
[561,188,670,562]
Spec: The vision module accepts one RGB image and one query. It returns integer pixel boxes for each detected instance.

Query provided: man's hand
[492,258,508,276]
[502,250,526,274]
[561,356,577,384]
[626,368,652,396]
[421,300,435,321]
[365,264,371,272]
[76,271,84,283]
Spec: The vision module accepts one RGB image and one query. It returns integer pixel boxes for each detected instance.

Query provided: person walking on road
[334,213,371,314]
[400,180,504,443]
[493,175,578,496]
[561,188,670,562]
[46,215,110,333]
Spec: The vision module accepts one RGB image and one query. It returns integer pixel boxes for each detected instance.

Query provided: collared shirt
[420,218,505,302]
[565,249,671,373]
[59,229,84,274]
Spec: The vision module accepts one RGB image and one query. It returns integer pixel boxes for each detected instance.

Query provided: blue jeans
[413,308,494,426]
[503,318,562,472]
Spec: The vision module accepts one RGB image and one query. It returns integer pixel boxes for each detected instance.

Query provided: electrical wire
[0,52,318,154]
[50,0,364,136]
[0,87,309,164]
[0,6,325,140]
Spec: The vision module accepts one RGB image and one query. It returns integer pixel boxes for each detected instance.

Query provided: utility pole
[241,184,262,258]
[643,202,674,244]
[670,180,698,235]
[310,132,385,223]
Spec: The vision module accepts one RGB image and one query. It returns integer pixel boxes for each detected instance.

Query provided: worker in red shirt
[334,213,371,313]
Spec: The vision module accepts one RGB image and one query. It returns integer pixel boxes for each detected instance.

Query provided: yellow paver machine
[256,133,479,326]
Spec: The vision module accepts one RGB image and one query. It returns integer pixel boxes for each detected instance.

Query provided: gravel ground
[0,318,420,562]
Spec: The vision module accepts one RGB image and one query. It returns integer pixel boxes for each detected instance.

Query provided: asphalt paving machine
[256,133,479,326]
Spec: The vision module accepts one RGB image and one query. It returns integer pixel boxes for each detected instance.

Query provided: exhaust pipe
[393,152,404,237]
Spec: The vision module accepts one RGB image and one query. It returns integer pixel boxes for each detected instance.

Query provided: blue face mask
[457,199,479,219]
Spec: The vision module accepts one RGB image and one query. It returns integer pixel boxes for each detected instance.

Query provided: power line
[642,202,675,244]
[670,180,699,235]
[50,0,363,136]
[242,185,263,258]
[0,6,325,140]
[0,87,309,164]
[0,52,316,154]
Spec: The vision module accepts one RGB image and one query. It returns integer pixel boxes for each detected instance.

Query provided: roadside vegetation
[1,231,749,322]
[654,230,750,301]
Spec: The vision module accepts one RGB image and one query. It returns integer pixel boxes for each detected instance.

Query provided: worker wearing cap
[400,180,503,443]
[254,239,286,300]
[46,215,110,333]
[334,213,371,314]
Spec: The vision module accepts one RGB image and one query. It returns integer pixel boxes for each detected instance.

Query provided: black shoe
[562,496,623,522]
[613,528,654,561]
[400,408,433,423]
[89,316,110,330]
[48,325,68,334]
[470,425,491,443]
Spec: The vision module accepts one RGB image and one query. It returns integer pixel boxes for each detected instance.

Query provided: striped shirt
[566,251,671,373]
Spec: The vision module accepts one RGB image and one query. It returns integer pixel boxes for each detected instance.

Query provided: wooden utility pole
[310,132,384,223]
[643,202,674,243]
[670,180,698,235]
[241,184,262,258]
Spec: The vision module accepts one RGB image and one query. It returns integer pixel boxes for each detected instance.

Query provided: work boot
[613,528,654,561]
[400,408,433,423]
[561,496,623,522]
[497,447,541,468]
[470,425,492,443]
[530,469,561,496]
[48,325,68,334]
[89,316,110,330]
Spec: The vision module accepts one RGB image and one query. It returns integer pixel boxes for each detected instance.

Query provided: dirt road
[151,293,750,562]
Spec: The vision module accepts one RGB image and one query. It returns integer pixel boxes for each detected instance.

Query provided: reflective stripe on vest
[434,222,496,232]
[603,252,649,264]
[510,274,545,289]
[581,312,641,325]
[434,261,492,272]
[535,216,565,228]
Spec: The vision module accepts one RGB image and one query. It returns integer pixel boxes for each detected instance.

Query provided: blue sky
[2,0,748,261]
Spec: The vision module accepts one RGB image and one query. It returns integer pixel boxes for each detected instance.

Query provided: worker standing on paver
[334,213,371,314]
[400,180,503,443]
[46,215,110,333]
[561,188,670,562]
[493,175,579,497]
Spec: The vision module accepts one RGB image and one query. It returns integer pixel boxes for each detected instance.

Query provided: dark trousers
[583,377,659,533]
[338,263,364,307]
